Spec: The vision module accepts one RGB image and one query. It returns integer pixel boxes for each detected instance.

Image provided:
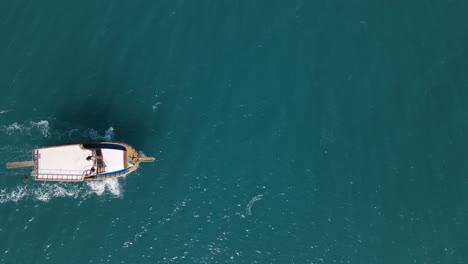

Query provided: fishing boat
[5,142,155,182]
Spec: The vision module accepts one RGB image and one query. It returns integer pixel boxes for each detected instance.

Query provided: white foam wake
[0,179,122,204]
[2,120,50,137]
[86,178,121,196]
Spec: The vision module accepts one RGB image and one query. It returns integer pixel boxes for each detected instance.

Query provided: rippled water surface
[1,1,468,263]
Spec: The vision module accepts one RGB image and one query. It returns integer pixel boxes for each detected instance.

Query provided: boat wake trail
[67,127,115,141]
[1,120,50,137]
[1,119,116,142]
[0,179,122,204]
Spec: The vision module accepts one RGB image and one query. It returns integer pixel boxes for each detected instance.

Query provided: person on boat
[90,167,96,174]
[86,156,92,161]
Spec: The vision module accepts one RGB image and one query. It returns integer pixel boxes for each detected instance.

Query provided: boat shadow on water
[52,88,152,149]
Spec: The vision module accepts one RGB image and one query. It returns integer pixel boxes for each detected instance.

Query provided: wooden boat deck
[6,161,34,168]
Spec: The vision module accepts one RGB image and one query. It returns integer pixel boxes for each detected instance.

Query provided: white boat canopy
[36,144,125,181]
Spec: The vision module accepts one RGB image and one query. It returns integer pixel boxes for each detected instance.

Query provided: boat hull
[16,142,153,182]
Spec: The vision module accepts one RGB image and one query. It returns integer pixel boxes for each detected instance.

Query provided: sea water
[1,1,468,263]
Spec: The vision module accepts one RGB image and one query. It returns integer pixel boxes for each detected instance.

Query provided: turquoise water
[1,1,468,263]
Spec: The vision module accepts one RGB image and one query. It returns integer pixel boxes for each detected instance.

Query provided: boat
[5,142,155,182]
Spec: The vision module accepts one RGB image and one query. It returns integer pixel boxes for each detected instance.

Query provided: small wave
[0,110,11,114]
[0,179,122,204]
[151,102,161,112]
[121,196,189,248]
[243,194,264,218]
[157,195,191,224]
[122,241,133,248]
